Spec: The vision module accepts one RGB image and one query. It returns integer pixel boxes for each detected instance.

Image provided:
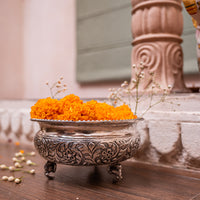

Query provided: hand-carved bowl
[31,118,142,181]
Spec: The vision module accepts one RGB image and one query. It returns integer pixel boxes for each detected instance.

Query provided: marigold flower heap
[30,94,137,121]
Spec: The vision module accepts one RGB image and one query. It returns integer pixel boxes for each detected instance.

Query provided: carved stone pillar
[131,0,188,92]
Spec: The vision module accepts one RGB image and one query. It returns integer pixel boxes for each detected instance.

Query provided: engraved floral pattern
[34,130,140,166]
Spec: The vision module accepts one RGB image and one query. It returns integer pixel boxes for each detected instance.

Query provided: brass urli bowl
[31,118,141,182]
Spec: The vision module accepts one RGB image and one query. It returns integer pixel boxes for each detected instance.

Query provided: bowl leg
[44,161,57,179]
[108,163,122,183]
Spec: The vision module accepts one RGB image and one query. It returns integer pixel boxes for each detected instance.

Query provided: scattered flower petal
[29,169,35,174]
[20,150,24,154]
[9,166,15,172]
[15,142,20,146]
[0,164,7,169]
[14,178,21,184]
[2,176,8,181]
[8,176,15,182]
[14,162,22,168]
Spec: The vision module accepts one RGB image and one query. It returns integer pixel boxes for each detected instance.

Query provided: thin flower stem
[49,86,54,99]
[54,90,61,97]
[108,62,172,117]
[46,78,67,99]
[128,88,131,107]
[49,81,59,99]
[141,93,167,117]
[141,100,161,117]
[50,81,58,90]
[149,90,154,108]
[134,80,140,115]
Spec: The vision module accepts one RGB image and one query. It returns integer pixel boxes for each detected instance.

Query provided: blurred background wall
[0,0,120,100]
[0,0,199,100]
[0,0,24,99]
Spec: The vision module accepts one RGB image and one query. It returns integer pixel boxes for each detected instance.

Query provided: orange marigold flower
[15,141,20,146]
[20,150,24,154]
[30,94,137,121]
[30,97,60,120]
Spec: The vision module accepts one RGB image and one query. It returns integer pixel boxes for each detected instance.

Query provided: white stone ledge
[144,111,200,122]
[0,106,39,144]
[181,123,200,160]
[148,121,180,155]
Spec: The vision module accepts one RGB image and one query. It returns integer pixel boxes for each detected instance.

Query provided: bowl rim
[30,118,143,125]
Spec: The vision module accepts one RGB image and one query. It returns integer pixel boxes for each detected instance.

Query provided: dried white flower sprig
[14,162,23,168]
[46,76,67,99]
[108,62,176,116]
[15,151,36,158]
[26,160,36,166]
[23,169,35,174]
[0,164,21,172]
[2,176,23,184]
[0,150,37,184]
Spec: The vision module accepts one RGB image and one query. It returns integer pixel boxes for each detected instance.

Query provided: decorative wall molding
[0,108,39,144]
